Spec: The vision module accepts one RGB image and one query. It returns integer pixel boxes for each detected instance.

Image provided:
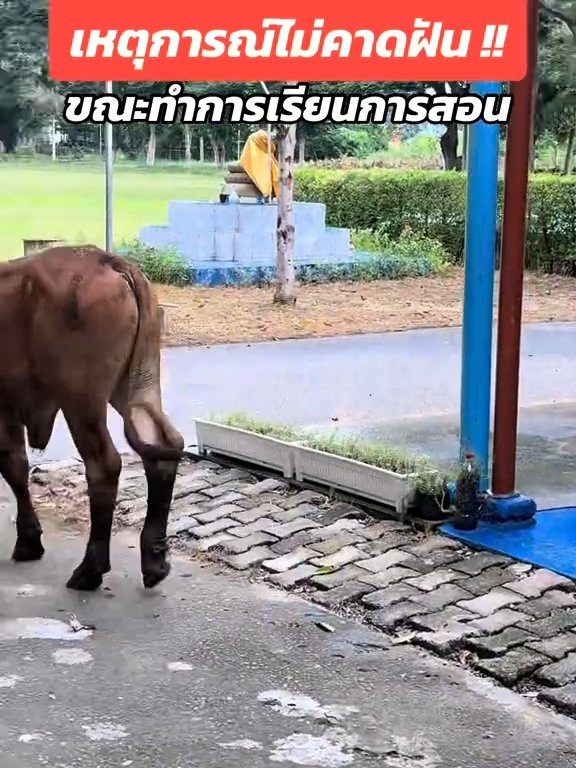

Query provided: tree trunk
[274,124,297,305]
[461,124,468,170]
[146,124,156,166]
[563,126,575,175]
[199,135,205,163]
[298,135,306,165]
[182,125,192,163]
[440,123,459,171]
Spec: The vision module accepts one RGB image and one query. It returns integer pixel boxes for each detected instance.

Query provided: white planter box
[195,420,295,478]
[293,445,417,516]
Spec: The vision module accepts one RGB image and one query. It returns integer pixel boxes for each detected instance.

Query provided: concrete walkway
[39,324,576,509]
[2,510,576,767]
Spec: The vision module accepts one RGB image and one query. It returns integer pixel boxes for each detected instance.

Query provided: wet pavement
[38,323,576,509]
[2,511,576,767]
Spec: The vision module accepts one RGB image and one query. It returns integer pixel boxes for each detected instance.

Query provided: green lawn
[0,158,222,261]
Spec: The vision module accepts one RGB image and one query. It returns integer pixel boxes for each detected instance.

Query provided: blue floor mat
[441,507,576,579]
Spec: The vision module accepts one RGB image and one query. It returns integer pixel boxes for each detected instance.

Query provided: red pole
[491,0,539,496]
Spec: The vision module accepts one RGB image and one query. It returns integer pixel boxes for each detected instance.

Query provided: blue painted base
[484,494,538,523]
[441,506,576,580]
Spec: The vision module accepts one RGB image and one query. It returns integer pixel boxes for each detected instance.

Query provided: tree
[273,123,297,305]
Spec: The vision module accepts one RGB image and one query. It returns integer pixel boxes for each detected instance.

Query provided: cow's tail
[105,255,186,463]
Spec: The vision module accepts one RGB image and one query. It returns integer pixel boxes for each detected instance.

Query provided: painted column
[459,82,501,492]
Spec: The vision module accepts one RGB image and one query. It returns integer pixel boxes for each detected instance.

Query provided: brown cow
[0,245,184,590]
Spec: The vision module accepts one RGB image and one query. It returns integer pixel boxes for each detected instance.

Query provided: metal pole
[104,81,114,253]
[459,82,501,492]
[51,117,57,161]
[491,0,538,496]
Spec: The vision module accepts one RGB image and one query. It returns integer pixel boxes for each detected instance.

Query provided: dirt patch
[157,270,575,347]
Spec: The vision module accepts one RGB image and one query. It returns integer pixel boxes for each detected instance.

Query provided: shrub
[119,239,190,285]
[295,168,576,271]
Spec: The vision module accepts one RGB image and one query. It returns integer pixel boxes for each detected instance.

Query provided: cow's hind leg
[0,423,44,561]
[63,406,121,591]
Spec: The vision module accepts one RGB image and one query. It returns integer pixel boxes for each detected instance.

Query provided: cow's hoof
[142,560,171,589]
[66,566,103,591]
[12,537,45,562]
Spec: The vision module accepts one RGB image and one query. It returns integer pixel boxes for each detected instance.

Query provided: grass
[0,157,222,261]
[215,411,460,498]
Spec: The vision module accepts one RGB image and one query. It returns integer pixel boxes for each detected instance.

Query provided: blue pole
[459,82,501,492]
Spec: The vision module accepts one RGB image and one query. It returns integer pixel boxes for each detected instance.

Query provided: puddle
[220,739,263,751]
[167,661,194,672]
[82,723,128,742]
[269,731,355,767]
[0,618,93,641]
[0,584,50,598]
[0,675,22,688]
[258,690,357,722]
[53,649,93,665]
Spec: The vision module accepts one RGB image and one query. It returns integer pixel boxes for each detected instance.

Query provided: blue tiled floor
[442,507,576,579]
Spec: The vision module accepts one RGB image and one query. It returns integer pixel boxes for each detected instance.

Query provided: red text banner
[49,0,527,82]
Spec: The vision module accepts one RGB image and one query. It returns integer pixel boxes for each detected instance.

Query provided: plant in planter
[411,466,460,521]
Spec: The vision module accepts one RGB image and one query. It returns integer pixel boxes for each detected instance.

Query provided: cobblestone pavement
[30,454,576,719]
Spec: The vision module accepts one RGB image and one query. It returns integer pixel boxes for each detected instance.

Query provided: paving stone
[190,518,237,539]
[224,546,276,571]
[408,550,463,574]
[263,547,317,573]
[361,520,408,540]
[411,584,472,612]
[520,590,576,619]
[310,565,367,590]
[405,569,460,592]
[536,653,576,687]
[231,503,283,525]
[457,588,525,617]
[222,532,278,555]
[314,581,375,608]
[270,504,305,523]
[201,480,248,498]
[192,532,235,552]
[306,502,366,527]
[539,684,576,714]
[504,569,574,598]
[311,546,367,570]
[314,520,365,538]
[270,530,324,555]
[169,494,206,512]
[234,493,279,510]
[362,584,421,610]
[358,567,419,590]
[357,531,416,556]
[231,519,277,538]
[196,504,243,524]
[357,549,413,573]
[167,516,198,537]
[269,564,318,588]
[403,535,463,557]
[466,627,535,657]
[369,601,426,630]
[409,606,477,632]
[455,567,515,597]
[451,553,512,576]
[173,475,211,497]
[506,563,533,577]
[200,492,245,510]
[415,623,480,654]
[264,517,320,538]
[310,532,364,556]
[474,649,548,685]
[244,478,285,496]
[519,609,576,639]
[471,609,529,634]
[280,490,326,509]
[526,633,576,661]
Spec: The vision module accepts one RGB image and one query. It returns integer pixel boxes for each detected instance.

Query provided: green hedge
[295,168,576,272]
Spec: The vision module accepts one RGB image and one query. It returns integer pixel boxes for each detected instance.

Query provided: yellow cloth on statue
[239,130,279,199]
